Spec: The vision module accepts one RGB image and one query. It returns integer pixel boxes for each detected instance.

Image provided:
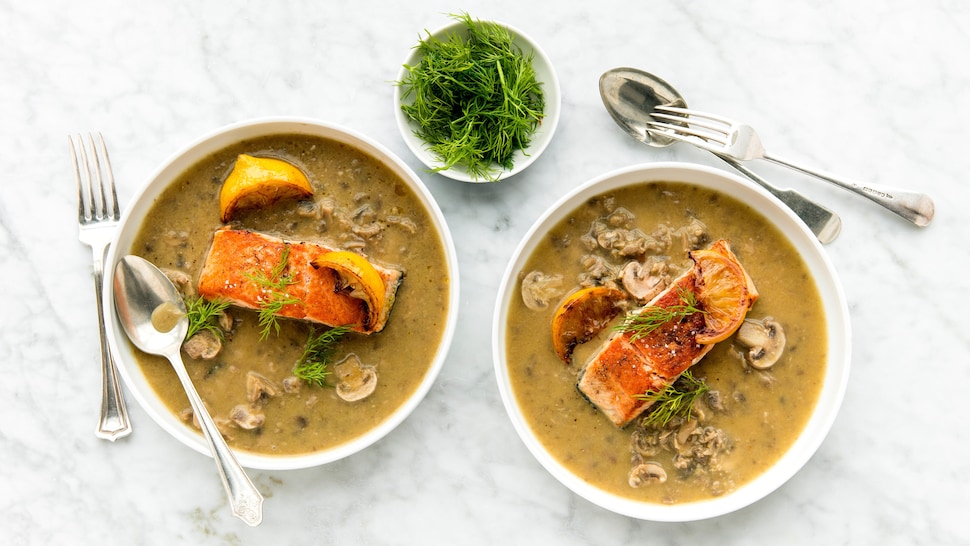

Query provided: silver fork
[72,133,132,441]
[648,106,935,227]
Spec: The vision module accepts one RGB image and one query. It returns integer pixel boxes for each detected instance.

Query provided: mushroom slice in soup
[182,330,222,360]
[333,354,378,402]
[629,462,667,487]
[246,372,280,403]
[735,317,786,369]
[161,268,196,297]
[229,404,265,430]
[620,257,669,302]
[520,270,564,311]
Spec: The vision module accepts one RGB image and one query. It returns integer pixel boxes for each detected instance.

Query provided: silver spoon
[599,67,842,244]
[113,255,263,526]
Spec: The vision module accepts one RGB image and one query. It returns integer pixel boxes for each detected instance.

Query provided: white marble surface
[2,0,968,543]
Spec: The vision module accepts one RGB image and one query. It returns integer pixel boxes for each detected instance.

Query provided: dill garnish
[636,371,710,428]
[293,326,353,387]
[397,12,545,181]
[614,287,705,340]
[244,245,302,341]
[185,296,231,340]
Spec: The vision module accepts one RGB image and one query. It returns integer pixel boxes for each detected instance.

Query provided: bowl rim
[393,17,561,183]
[103,116,461,470]
[491,161,851,521]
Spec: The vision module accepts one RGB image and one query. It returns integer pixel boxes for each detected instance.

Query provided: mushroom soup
[129,133,450,456]
[505,182,827,504]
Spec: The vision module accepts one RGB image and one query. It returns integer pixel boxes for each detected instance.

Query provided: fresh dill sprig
[615,287,705,340]
[397,12,545,181]
[185,296,231,340]
[636,371,710,428]
[244,245,302,341]
[293,325,353,387]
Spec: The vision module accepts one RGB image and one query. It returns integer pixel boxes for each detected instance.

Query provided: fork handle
[92,244,133,441]
[716,154,841,244]
[763,152,935,227]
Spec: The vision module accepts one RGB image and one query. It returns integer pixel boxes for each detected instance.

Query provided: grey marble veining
[2,0,968,544]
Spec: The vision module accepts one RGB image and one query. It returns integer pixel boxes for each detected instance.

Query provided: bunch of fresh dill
[398,12,545,181]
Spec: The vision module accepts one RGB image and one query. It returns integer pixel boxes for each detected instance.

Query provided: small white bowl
[492,162,851,521]
[394,18,561,183]
[103,118,460,470]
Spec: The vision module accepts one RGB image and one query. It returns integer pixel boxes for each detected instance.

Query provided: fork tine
[84,133,107,221]
[656,105,737,126]
[70,135,85,222]
[94,133,121,221]
[651,112,729,136]
[71,134,95,222]
[88,133,108,220]
[86,132,116,221]
[80,134,97,219]
[646,120,730,148]
[646,122,724,153]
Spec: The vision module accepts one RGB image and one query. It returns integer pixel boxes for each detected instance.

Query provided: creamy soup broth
[129,133,449,457]
[505,182,826,504]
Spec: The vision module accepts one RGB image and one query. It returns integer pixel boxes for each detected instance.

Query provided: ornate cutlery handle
[93,245,132,441]
[764,152,935,227]
[168,351,263,526]
[716,154,841,244]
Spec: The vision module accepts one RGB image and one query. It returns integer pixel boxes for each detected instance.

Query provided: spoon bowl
[113,255,264,526]
[598,67,841,244]
[113,257,187,355]
[599,67,684,147]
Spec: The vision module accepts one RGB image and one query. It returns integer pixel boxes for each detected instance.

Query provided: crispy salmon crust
[197,228,402,334]
[576,240,756,427]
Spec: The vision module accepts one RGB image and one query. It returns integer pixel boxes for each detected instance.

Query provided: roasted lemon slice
[311,251,386,329]
[551,286,626,363]
[691,248,750,344]
[219,154,314,222]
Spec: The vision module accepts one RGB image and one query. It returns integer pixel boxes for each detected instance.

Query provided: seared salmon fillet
[576,240,756,427]
[197,228,402,334]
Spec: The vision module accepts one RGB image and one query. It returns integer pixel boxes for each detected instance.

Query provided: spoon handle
[167,352,264,526]
[763,152,935,227]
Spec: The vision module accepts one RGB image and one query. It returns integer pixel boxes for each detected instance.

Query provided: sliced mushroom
[246,372,279,403]
[675,418,699,449]
[386,215,418,234]
[229,404,265,430]
[281,376,303,394]
[520,271,564,311]
[179,407,195,425]
[333,354,378,402]
[735,317,786,369]
[705,390,726,413]
[628,462,668,487]
[218,310,235,334]
[620,257,669,302]
[161,268,196,298]
[182,330,222,360]
[674,216,709,250]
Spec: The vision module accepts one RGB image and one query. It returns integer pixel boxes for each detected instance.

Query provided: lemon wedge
[219,154,314,222]
[690,248,750,345]
[551,286,626,363]
[311,251,386,330]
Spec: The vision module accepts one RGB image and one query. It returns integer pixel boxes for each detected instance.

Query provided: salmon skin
[576,240,756,427]
[197,228,402,334]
